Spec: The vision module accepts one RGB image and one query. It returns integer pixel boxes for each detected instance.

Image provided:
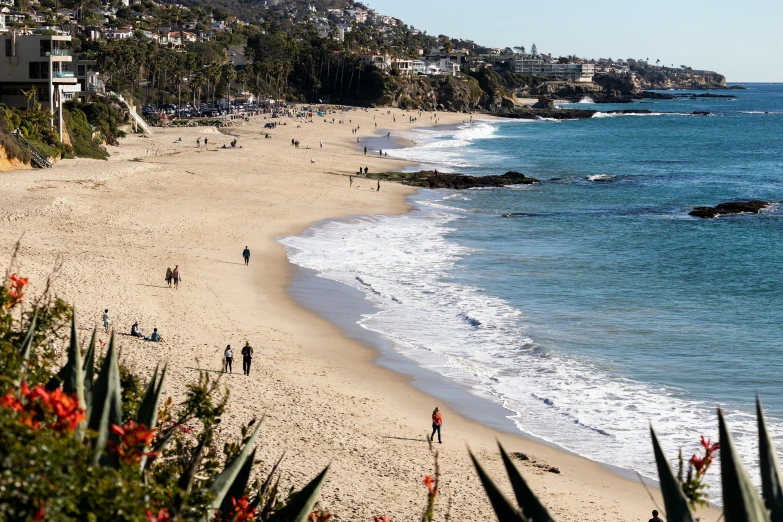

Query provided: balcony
[51,48,71,56]
[54,71,76,78]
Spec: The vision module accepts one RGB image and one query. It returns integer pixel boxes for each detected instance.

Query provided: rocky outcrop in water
[366,170,539,189]
[493,107,596,120]
[689,201,770,218]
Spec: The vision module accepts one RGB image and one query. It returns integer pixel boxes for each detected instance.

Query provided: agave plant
[8,307,329,522]
[471,402,783,522]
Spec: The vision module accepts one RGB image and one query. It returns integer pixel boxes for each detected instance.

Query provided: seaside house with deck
[514,59,595,83]
[0,32,78,137]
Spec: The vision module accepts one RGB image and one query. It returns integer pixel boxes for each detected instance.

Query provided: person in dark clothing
[241,341,254,376]
[243,246,250,266]
[649,511,664,522]
[364,146,367,155]
[377,180,380,192]
[364,166,368,174]
[430,407,443,443]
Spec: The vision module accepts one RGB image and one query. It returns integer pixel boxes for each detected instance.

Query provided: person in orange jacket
[430,407,443,443]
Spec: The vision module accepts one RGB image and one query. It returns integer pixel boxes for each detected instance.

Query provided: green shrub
[63,107,108,160]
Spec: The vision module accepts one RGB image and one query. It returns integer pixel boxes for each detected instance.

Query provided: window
[78,64,86,77]
[38,88,50,102]
[39,40,51,57]
[5,39,11,57]
[28,62,49,79]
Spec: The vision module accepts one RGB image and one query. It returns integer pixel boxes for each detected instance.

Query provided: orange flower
[422,475,437,495]
[5,273,29,308]
[108,421,158,464]
[1,382,85,433]
[222,496,255,522]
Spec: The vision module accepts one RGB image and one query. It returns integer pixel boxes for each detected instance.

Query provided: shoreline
[0,107,720,520]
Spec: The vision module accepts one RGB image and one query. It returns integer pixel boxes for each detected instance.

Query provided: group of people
[101,309,163,342]
[165,266,181,288]
[131,322,163,342]
[223,341,254,376]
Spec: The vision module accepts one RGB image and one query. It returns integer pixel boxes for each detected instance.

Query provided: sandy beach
[0,108,720,521]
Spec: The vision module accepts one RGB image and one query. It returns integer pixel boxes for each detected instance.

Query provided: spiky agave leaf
[87,333,123,468]
[219,449,256,518]
[136,364,167,471]
[469,450,527,522]
[650,427,695,522]
[200,422,263,521]
[268,466,329,522]
[757,397,783,522]
[169,428,211,516]
[82,329,97,418]
[137,364,166,469]
[497,443,555,522]
[719,408,770,522]
[14,311,38,386]
[250,453,285,512]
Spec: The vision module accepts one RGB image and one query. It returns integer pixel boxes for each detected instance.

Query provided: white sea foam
[384,121,502,169]
[280,196,783,496]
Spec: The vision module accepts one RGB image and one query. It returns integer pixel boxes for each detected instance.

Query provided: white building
[513,59,595,82]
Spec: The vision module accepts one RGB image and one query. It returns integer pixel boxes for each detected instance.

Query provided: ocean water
[280,84,783,491]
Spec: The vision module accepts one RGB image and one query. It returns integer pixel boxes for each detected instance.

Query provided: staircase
[105,92,153,135]
[14,133,52,169]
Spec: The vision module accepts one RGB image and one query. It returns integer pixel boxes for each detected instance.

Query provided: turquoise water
[281,84,783,487]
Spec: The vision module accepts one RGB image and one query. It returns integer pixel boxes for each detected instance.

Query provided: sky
[363,0,782,82]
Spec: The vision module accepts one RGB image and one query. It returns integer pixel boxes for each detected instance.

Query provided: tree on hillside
[530,43,537,56]
[513,45,525,55]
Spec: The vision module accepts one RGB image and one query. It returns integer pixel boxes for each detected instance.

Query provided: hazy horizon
[363,0,782,83]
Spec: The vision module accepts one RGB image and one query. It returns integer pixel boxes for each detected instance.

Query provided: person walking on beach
[196,137,201,148]
[364,166,368,175]
[172,265,181,289]
[349,176,353,187]
[165,267,173,287]
[204,137,208,149]
[241,341,254,376]
[377,180,380,192]
[649,511,664,522]
[430,407,443,443]
[243,246,250,266]
[364,146,367,155]
[224,345,233,373]
[102,309,110,333]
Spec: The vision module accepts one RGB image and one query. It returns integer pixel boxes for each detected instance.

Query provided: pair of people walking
[224,341,254,375]
[165,266,181,288]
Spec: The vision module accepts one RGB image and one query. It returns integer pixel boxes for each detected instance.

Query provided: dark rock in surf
[691,111,712,116]
[367,170,540,189]
[689,200,770,218]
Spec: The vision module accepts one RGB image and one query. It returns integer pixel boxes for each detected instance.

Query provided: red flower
[1,382,85,433]
[32,507,45,521]
[107,421,158,464]
[223,496,255,522]
[422,475,437,495]
[690,455,705,472]
[145,508,171,522]
[701,436,720,453]
[374,517,394,522]
[5,273,29,308]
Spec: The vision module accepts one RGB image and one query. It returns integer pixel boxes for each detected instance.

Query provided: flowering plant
[679,435,720,508]
[1,382,85,433]
[108,421,158,464]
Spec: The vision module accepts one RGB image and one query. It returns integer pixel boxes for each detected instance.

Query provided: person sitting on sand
[649,510,664,522]
[145,328,162,342]
[131,322,144,338]
[430,407,443,443]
